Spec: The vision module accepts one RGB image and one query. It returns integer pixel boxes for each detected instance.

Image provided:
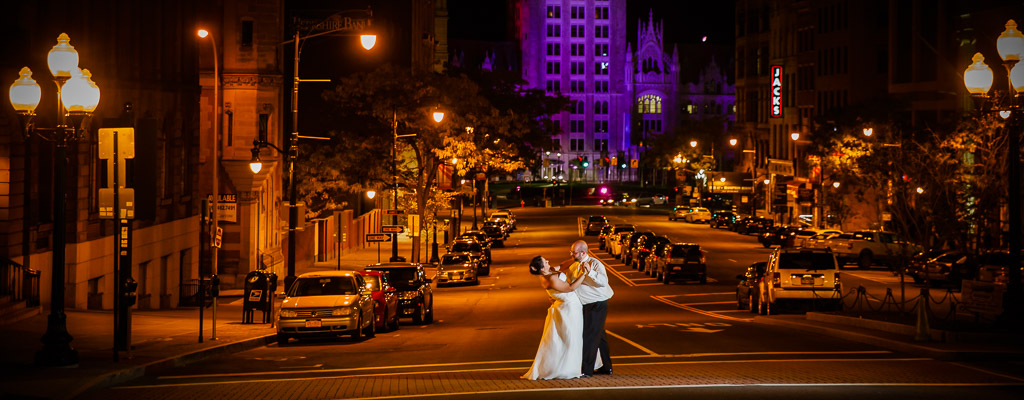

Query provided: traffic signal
[582,157,589,168]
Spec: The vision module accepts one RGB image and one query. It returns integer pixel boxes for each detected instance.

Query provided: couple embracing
[522,240,613,380]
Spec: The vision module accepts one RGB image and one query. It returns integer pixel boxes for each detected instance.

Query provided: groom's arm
[584,260,609,287]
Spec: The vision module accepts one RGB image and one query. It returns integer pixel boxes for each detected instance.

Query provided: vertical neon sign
[770,65,782,118]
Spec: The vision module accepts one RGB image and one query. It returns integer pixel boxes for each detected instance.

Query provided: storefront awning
[709,171,754,194]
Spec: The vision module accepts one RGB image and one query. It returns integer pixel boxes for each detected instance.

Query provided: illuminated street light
[690,140,698,148]
[729,138,737,146]
[863,127,873,137]
[790,132,800,141]
[833,181,841,188]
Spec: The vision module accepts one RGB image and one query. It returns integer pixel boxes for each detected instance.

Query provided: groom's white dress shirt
[570,254,613,305]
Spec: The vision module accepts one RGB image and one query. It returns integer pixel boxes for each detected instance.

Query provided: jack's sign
[770,65,783,118]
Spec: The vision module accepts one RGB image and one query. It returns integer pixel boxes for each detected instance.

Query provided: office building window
[547,5,560,18]
[546,43,561,56]
[571,44,585,56]
[595,7,609,19]
[546,80,561,93]
[594,61,609,74]
[571,62,584,75]
[595,25,609,38]
[571,6,584,19]
[546,62,561,74]
[571,25,585,38]
[547,24,561,37]
[595,44,609,57]
[594,139,608,151]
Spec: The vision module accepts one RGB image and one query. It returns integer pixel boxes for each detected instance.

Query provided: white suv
[758,248,842,315]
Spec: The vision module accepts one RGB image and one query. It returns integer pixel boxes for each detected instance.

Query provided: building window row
[818,3,848,34]
[595,43,609,57]
[547,24,561,37]
[571,61,585,75]
[570,80,585,93]
[571,43,586,56]
[571,25,585,37]
[595,61,609,75]
[594,139,608,152]
[570,138,584,151]
[594,101,608,114]
[571,100,585,114]
[546,80,561,93]
[595,25,609,38]
[546,43,561,56]
[546,61,561,75]
[595,120,609,134]
[641,119,662,133]
[637,94,662,114]
[595,7,609,20]
[571,6,585,19]
[816,90,848,117]
[546,5,560,19]
[817,46,848,76]
[570,120,584,133]
[595,80,608,93]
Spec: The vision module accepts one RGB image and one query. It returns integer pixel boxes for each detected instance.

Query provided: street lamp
[9,33,101,366]
[390,108,444,261]
[250,9,376,291]
[962,19,1024,315]
[195,27,221,340]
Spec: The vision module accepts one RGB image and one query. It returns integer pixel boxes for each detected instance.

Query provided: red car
[357,271,400,332]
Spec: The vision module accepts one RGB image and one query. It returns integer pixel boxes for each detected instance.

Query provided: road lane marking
[131,358,944,390]
[652,295,752,322]
[605,329,659,356]
[659,292,733,297]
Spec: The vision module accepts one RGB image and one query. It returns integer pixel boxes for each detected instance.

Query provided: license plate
[305,319,322,328]
[800,276,813,285]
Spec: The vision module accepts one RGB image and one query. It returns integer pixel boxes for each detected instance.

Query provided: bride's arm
[541,266,590,293]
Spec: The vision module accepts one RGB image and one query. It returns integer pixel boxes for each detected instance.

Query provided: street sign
[382,225,405,234]
[384,209,405,215]
[366,233,391,242]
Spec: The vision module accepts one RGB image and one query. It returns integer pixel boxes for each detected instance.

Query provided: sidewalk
[1,208,1021,399]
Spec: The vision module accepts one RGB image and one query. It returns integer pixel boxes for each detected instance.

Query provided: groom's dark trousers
[581,300,611,375]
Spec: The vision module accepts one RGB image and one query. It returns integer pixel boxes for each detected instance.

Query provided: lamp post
[963,19,1024,318]
[390,108,444,261]
[9,33,101,366]
[196,27,220,341]
[251,10,375,290]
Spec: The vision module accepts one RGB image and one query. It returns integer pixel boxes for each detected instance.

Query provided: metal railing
[804,283,1008,329]
[1,258,40,307]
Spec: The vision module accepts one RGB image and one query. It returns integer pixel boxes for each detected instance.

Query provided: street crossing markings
[605,329,659,356]
[652,295,753,322]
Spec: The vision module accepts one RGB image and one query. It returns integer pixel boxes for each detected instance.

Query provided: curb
[65,333,276,400]
[752,315,1022,362]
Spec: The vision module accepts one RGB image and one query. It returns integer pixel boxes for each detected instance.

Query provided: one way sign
[365,233,391,242]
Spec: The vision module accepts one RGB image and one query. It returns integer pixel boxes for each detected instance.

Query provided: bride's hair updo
[528,256,544,275]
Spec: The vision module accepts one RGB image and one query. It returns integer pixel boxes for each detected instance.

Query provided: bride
[522,255,590,380]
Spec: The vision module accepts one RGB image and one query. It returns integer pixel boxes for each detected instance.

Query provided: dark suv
[585,215,609,236]
[364,263,434,324]
[710,211,737,229]
[631,235,668,272]
[737,216,774,235]
[655,243,707,284]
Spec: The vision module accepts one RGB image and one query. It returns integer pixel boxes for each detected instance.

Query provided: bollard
[914,288,931,342]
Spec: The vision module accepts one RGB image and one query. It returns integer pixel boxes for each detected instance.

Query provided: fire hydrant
[520,200,525,208]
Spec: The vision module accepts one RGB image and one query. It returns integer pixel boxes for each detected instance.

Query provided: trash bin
[242,270,272,324]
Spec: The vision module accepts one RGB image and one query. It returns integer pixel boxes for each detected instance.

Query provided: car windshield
[613,226,635,233]
[361,275,381,291]
[367,268,419,290]
[442,255,471,264]
[290,277,356,296]
[589,216,607,223]
[778,252,836,271]
[452,242,482,252]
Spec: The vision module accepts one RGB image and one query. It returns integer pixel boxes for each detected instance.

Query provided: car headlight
[332,307,356,316]
[280,309,297,318]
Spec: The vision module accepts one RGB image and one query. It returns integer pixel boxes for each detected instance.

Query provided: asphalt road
[80,206,1024,399]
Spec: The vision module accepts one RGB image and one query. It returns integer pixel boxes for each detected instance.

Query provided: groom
[568,240,614,376]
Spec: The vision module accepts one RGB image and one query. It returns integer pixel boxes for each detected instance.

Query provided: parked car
[447,239,491,275]
[642,236,673,276]
[973,250,1024,285]
[758,226,802,248]
[276,271,377,345]
[631,235,669,272]
[654,243,707,284]
[803,231,845,250]
[623,231,657,266]
[758,248,843,315]
[435,253,481,286]
[356,270,400,332]
[481,224,506,247]
[608,232,632,259]
[684,207,712,223]
[483,218,511,237]
[736,261,768,312]
[604,224,637,251]
[364,263,434,324]
[669,206,692,221]
[736,216,774,235]
[458,230,494,249]
[597,226,615,250]
[709,211,737,229]
[489,210,516,230]
[904,250,968,285]
[830,230,922,269]
[585,215,609,236]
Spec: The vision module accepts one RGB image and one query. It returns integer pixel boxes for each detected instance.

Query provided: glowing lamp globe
[197,29,210,38]
[963,53,994,94]
[433,111,444,123]
[360,35,377,50]
[9,67,41,114]
[61,69,100,113]
[366,190,376,199]
[47,33,79,79]
[997,20,1024,62]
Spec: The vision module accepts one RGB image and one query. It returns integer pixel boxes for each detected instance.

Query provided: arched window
[636,95,662,114]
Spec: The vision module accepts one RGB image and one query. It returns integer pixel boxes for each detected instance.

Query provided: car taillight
[834,272,841,289]
[772,272,781,288]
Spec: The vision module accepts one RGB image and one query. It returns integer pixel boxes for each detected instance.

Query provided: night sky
[447,0,736,46]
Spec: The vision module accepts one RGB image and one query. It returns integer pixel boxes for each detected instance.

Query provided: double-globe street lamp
[9,33,101,366]
[250,9,376,291]
[962,19,1024,315]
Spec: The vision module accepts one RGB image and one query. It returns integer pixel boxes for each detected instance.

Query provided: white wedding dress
[522,273,584,380]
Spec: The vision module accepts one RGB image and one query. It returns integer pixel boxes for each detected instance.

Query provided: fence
[1,258,40,307]
[806,283,1007,329]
